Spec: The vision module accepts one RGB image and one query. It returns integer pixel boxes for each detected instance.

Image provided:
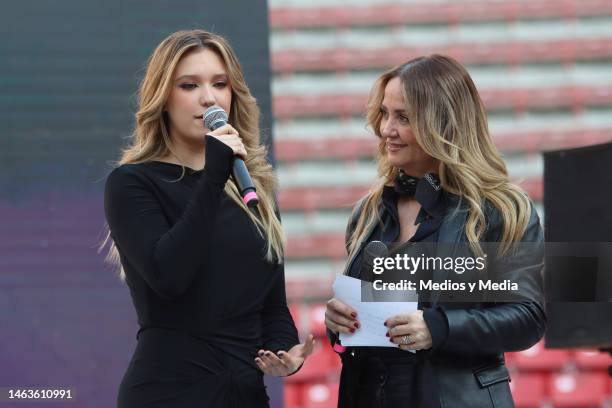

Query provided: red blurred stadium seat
[504,352,516,369]
[278,187,368,212]
[284,383,302,408]
[286,337,338,383]
[509,372,547,408]
[329,351,342,371]
[509,341,570,371]
[549,372,607,407]
[286,279,335,301]
[303,383,339,408]
[272,38,612,75]
[573,349,612,370]
[288,303,302,332]
[285,233,347,259]
[270,1,612,29]
[274,130,612,162]
[273,86,612,119]
[275,138,377,162]
[308,304,328,337]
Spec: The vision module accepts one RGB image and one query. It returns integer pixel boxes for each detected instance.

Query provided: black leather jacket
[333,196,546,408]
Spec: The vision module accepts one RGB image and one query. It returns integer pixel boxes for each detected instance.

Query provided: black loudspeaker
[543,141,612,349]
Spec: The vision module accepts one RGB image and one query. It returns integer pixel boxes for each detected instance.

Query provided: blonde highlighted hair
[102,29,284,278]
[348,55,531,259]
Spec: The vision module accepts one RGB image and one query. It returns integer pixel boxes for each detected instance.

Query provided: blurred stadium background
[1,0,612,407]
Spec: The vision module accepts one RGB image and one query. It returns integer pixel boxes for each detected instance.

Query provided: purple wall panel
[0,196,137,407]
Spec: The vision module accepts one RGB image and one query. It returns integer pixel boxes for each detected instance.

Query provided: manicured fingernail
[351,312,357,318]
[385,332,389,337]
[389,338,394,343]
[265,352,271,356]
[350,328,355,333]
[384,321,388,326]
[258,351,264,356]
[353,322,359,329]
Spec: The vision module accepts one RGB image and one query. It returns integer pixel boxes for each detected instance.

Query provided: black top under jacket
[338,174,449,408]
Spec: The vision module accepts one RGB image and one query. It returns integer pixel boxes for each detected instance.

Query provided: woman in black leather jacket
[324,55,545,408]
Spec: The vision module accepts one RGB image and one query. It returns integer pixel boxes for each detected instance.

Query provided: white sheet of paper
[333,274,418,351]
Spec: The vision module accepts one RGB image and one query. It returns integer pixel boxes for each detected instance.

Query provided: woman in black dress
[104,29,313,407]
[324,55,545,407]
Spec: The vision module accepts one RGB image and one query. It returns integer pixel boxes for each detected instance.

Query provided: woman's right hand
[325,298,360,335]
[207,124,247,160]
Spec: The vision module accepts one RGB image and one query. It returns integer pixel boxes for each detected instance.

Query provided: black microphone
[360,241,388,282]
[203,106,259,208]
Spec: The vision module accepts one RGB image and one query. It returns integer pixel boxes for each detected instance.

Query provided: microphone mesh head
[361,240,388,282]
[203,106,228,131]
[364,240,388,259]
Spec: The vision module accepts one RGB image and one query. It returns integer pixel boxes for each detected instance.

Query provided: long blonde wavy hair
[102,30,284,278]
[347,55,531,259]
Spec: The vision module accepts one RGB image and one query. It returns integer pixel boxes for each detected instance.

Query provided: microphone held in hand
[360,241,388,282]
[203,106,259,207]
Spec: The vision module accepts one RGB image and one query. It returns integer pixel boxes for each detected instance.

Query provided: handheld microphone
[203,106,259,208]
[360,241,388,282]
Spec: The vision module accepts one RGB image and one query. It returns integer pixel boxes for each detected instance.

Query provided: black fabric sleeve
[104,136,234,300]
[438,205,547,355]
[440,302,545,355]
[423,307,449,351]
[261,262,300,353]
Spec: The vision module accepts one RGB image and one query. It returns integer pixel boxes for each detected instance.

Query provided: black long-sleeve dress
[104,137,299,407]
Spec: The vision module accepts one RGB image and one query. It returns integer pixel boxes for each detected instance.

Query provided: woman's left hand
[385,310,432,351]
[255,334,315,377]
